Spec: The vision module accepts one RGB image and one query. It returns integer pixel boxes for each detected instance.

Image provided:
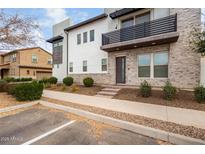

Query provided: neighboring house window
[69,62,73,72]
[53,40,63,64]
[154,52,168,78]
[138,54,151,77]
[33,71,36,76]
[135,12,150,25]
[83,60,87,72]
[27,70,30,75]
[77,34,81,45]
[32,55,38,63]
[11,54,16,62]
[90,30,95,42]
[83,32,87,43]
[48,58,52,65]
[101,58,107,72]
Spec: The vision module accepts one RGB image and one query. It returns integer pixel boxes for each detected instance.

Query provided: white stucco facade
[67,18,108,74]
[52,19,71,82]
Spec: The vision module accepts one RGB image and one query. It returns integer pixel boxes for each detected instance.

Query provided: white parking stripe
[21,120,76,145]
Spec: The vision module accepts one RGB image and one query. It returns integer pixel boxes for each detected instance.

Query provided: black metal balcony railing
[102,14,177,46]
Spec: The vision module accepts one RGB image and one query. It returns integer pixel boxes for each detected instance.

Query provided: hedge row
[3,77,32,83]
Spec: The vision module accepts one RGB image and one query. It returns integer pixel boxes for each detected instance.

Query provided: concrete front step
[97,91,117,96]
[101,88,121,92]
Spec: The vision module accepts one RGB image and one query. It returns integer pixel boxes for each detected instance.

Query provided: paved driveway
[0,107,166,145]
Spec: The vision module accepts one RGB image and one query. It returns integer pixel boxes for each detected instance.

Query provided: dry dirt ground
[46,84,102,96]
[113,88,205,112]
[0,92,30,109]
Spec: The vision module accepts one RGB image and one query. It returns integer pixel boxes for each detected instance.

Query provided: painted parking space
[0,107,166,145]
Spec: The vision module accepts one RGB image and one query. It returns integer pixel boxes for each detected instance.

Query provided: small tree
[0,9,39,50]
[190,12,205,56]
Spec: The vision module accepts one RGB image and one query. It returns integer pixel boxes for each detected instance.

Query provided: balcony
[101,14,179,52]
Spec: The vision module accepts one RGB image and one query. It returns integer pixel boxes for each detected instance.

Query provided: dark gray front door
[116,56,126,84]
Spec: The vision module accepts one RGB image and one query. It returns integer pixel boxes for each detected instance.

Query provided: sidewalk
[43,90,205,129]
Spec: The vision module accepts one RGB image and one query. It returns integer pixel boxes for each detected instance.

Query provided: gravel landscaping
[113,88,205,112]
[42,97,205,141]
[0,92,31,108]
[46,84,102,96]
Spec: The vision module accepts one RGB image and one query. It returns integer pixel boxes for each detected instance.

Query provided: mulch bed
[46,84,102,96]
[42,97,205,141]
[113,88,205,112]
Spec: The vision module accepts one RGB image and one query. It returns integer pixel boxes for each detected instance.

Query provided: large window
[32,54,38,63]
[69,62,73,72]
[83,60,87,72]
[135,12,150,25]
[121,18,134,28]
[138,54,151,77]
[154,52,168,78]
[77,34,81,45]
[101,58,107,71]
[83,32,87,43]
[53,40,63,64]
[138,52,168,78]
[90,30,95,42]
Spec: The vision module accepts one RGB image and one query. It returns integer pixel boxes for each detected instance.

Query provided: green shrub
[49,77,58,84]
[83,77,94,87]
[63,77,73,86]
[163,81,177,101]
[39,78,49,84]
[12,82,43,101]
[3,77,15,82]
[0,80,8,92]
[194,86,205,103]
[139,80,152,97]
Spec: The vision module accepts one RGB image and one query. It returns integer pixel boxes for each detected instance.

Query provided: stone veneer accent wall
[70,8,201,89]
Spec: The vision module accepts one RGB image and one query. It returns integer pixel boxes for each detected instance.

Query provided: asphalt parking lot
[0,106,166,145]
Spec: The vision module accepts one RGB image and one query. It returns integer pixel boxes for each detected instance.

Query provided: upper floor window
[83,32,87,43]
[32,54,38,63]
[77,34,81,45]
[69,62,73,72]
[121,18,134,28]
[48,58,52,65]
[11,54,16,62]
[53,40,63,64]
[101,58,107,72]
[90,30,95,42]
[83,60,87,72]
[135,12,150,25]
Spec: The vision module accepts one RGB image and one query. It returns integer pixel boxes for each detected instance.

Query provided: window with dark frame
[83,60,87,72]
[101,58,107,71]
[138,54,151,77]
[121,18,134,28]
[135,12,150,25]
[83,32,87,43]
[77,34,81,45]
[90,30,95,42]
[53,40,63,64]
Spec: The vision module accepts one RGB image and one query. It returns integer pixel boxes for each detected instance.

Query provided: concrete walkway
[43,90,205,129]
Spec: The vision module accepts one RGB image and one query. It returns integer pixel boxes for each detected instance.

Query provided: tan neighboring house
[0,47,52,80]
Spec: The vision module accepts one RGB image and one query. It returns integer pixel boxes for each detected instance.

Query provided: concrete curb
[39,100,205,145]
[0,101,39,113]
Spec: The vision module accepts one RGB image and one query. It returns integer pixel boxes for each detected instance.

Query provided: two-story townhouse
[0,47,52,80]
[47,8,203,89]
